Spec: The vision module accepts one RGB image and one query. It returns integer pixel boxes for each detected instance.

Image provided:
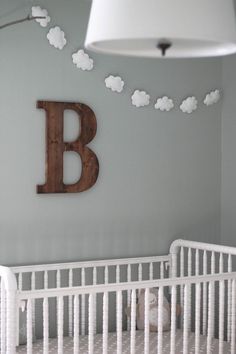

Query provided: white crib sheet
[17,329,231,354]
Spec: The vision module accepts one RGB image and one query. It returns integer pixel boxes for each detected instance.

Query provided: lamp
[85,0,236,58]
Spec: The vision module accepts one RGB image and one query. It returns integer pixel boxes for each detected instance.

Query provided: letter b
[37,101,99,193]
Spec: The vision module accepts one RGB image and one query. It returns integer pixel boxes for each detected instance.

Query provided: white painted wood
[170,286,176,354]
[195,283,201,354]
[130,289,136,354]
[231,279,236,354]
[57,296,63,354]
[43,297,49,354]
[18,271,236,301]
[1,282,6,354]
[207,282,214,354]
[27,299,32,354]
[102,292,108,354]
[227,255,232,342]
[81,268,86,336]
[88,294,94,354]
[202,250,207,335]
[73,295,79,354]
[219,280,225,354]
[157,286,164,354]
[44,271,48,290]
[149,263,153,280]
[195,249,199,276]
[183,284,189,354]
[68,268,73,337]
[144,288,150,354]
[31,272,35,345]
[93,268,97,335]
[127,264,131,331]
[180,246,184,328]
[116,290,122,354]
[160,262,164,279]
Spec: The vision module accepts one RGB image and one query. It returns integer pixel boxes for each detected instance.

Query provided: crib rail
[18,271,236,354]
[11,254,170,349]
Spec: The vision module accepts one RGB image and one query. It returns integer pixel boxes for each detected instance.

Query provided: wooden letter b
[37,101,99,194]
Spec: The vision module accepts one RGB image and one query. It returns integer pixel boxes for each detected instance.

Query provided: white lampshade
[85,0,236,58]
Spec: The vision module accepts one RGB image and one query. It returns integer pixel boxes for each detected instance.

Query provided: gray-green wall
[221,54,236,247]
[0,0,222,266]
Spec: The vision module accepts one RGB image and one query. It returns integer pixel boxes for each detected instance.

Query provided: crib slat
[138,263,142,281]
[103,292,108,354]
[188,248,192,276]
[69,269,73,337]
[73,295,79,354]
[231,279,236,354]
[57,296,64,354]
[104,266,108,284]
[116,290,122,354]
[144,288,150,354]
[93,268,97,335]
[202,250,207,335]
[127,264,131,331]
[81,268,86,336]
[27,299,33,354]
[187,248,192,331]
[31,272,36,343]
[149,263,153,280]
[18,272,22,291]
[195,249,199,276]
[219,253,224,273]
[207,282,214,354]
[157,286,164,354]
[44,271,48,289]
[219,280,225,354]
[43,297,49,354]
[160,262,164,279]
[56,270,61,288]
[195,283,201,354]
[130,289,136,354]
[227,255,232,342]
[183,284,189,354]
[170,286,176,354]
[1,282,6,354]
[180,247,184,328]
[88,294,94,354]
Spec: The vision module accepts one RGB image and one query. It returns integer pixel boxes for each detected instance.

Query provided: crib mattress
[17,329,231,354]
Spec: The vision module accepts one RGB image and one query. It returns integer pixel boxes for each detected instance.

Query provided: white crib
[0,239,236,354]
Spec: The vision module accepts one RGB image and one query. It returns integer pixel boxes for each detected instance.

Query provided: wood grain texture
[37,101,99,194]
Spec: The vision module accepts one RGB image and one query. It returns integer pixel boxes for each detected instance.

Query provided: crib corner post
[169,240,181,278]
[6,289,17,354]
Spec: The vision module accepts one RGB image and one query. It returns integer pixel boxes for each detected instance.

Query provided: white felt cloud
[154,96,174,112]
[47,26,66,50]
[131,90,150,107]
[180,96,198,114]
[72,49,94,71]
[204,89,220,106]
[105,75,124,93]
[31,6,50,27]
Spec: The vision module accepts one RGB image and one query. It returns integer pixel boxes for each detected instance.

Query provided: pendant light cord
[0,14,45,30]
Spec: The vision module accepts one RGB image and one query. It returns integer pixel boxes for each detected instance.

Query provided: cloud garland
[72,49,94,71]
[32,6,222,114]
[32,6,50,27]
[47,26,66,50]
[105,75,124,93]
[180,97,198,114]
[155,96,174,112]
[131,90,150,107]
